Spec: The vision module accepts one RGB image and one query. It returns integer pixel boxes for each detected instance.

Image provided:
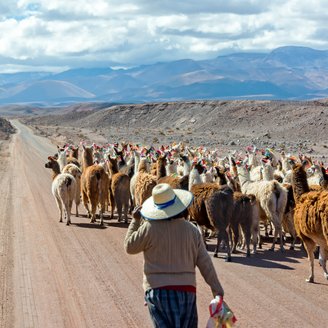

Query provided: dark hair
[167,209,189,220]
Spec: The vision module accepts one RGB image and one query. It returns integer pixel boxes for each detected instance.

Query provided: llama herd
[44,142,328,283]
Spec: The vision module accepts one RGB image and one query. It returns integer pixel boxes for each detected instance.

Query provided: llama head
[180,155,190,164]
[45,156,59,170]
[57,147,67,160]
[193,160,205,175]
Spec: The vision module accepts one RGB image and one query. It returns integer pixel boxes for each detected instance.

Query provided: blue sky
[0,0,328,73]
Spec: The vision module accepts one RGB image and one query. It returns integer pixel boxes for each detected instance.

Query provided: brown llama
[67,145,80,167]
[45,157,76,225]
[81,145,109,225]
[230,193,259,257]
[291,161,328,283]
[188,183,234,261]
[134,157,157,206]
[107,155,131,223]
[216,167,259,255]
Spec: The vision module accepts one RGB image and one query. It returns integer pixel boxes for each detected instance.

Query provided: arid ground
[0,100,328,327]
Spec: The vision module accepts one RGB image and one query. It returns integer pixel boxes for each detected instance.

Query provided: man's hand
[132,205,142,221]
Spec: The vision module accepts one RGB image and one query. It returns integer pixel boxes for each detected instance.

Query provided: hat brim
[140,189,193,220]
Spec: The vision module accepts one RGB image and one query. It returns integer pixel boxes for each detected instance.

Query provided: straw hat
[140,183,193,220]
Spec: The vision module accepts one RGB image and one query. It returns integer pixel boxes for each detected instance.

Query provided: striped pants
[145,289,198,328]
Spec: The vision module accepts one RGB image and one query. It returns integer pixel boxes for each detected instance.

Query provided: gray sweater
[124,218,224,297]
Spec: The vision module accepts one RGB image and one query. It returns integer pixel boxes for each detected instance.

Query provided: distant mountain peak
[1,46,328,104]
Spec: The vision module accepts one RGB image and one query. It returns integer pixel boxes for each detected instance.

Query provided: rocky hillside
[0,118,16,140]
[21,99,328,161]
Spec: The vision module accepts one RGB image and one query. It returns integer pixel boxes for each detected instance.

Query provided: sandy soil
[0,119,328,328]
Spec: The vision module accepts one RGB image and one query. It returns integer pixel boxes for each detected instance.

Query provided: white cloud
[0,0,328,72]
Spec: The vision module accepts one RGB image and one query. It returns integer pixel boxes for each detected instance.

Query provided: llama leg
[222,230,232,262]
[75,202,79,217]
[98,200,105,225]
[265,222,269,237]
[258,232,263,249]
[82,191,91,217]
[55,197,63,222]
[109,192,115,220]
[214,231,221,258]
[129,195,134,214]
[90,201,97,223]
[278,224,285,252]
[99,210,104,225]
[123,202,129,223]
[239,226,246,249]
[196,224,208,249]
[286,214,296,250]
[243,225,251,257]
[270,215,285,252]
[318,246,328,279]
[75,194,80,217]
[269,222,277,251]
[66,205,71,225]
[302,237,316,283]
[116,200,123,222]
[231,225,238,254]
[290,233,297,251]
[66,200,73,225]
[252,224,259,254]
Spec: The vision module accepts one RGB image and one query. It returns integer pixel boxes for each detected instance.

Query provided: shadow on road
[105,221,130,229]
[206,242,309,270]
[71,222,108,229]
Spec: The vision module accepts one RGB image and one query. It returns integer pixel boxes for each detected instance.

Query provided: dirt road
[0,120,327,328]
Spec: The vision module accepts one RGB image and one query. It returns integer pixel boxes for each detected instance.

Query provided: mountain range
[1,46,328,105]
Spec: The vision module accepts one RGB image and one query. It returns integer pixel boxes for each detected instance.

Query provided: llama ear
[48,156,56,161]
[82,144,86,150]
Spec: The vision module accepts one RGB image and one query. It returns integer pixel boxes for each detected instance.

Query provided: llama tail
[322,213,328,245]
[96,171,103,200]
[64,176,72,187]
[272,181,282,213]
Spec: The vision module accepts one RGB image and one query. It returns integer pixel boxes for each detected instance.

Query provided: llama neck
[229,156,238,178]
[109,160,119,175]
[236,167,251,192]
[82,151,94,170]
[183,160,191,176]
[249,153,259,167]
[118,154,125,167]
[72,148,79,159]
[157,158,167,180]
[188,168,202,191]
[138,158,148,172]
[51,163,61,180]
[216,169,228,185]
[263,165,274,181]
[292,166,310,203]
[166,162,177,176]
[133,153,140,173]
[57,154,67,172]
